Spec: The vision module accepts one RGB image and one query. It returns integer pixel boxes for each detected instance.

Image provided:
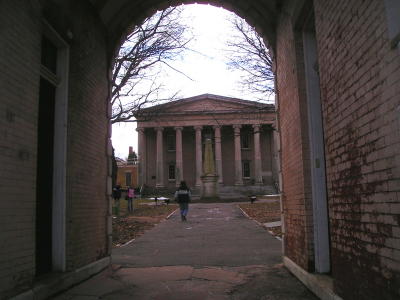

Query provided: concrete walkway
[54,203,318,300]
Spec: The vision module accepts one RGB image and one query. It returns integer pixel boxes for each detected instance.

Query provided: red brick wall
[275,7,315,271]
[0,0,110,297]
[0,1,41,297]
[315,1,400,298]
[57,2,109,271]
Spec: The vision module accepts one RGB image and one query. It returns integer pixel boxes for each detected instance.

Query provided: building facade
[136,95,277,196]
[115,147,138,189]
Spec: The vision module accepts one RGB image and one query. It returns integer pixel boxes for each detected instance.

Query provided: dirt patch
[113,204,177,247]
[239,202,281,223]
[239,202,282,238]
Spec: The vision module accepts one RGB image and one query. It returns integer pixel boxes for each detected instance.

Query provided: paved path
[54,203,318,300]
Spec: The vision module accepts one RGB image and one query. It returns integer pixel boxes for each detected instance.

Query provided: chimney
[129,146,133,154]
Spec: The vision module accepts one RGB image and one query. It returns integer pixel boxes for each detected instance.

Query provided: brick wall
[315,0,400,298]
[0,1,41,297]
[0,0,111,297]
[275,6,315,271]
[64,1,109,271]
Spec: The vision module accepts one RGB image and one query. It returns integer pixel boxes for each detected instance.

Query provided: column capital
[212,125,221,129]
[194,125,203,131]
[136,127,145,133]
[252,124,261,130]
[233,124,241,134]
[155,127,164,132]
[174,126,183,131]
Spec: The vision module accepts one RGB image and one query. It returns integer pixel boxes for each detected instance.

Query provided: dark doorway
[35,77,56,276]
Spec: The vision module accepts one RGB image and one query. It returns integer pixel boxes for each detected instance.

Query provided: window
[243,161,251,178]
[41,36,58,73]
[167,134,176,151]
[168,164,175,180]
[241,133,250,149]
[125,172,132,186]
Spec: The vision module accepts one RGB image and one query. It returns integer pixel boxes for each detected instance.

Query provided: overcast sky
[112,4,272,159]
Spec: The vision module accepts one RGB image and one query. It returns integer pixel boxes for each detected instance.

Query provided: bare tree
[225,16,274,99]
[111,7,192,124]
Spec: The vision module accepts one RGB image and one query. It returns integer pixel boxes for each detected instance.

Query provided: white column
[233,125,243,185]
[175,126,183,186]
[213,125,223,184]
[136,127,146,186]
[194,126,202,187]
[155,127,164,188]
[253,124,263,185]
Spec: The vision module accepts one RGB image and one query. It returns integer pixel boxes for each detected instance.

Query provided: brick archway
[2,1,400,299]
[98,0,279,58]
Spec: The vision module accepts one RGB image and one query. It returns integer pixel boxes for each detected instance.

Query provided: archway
[4,1,398,299]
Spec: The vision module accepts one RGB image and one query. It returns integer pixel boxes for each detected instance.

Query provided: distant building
[116,147,138,189]
[136,94,278,196]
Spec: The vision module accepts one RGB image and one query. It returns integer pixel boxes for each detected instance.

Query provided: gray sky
[112,4,272,159]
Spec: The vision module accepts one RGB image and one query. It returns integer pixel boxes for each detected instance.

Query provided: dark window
[125,172,132,186]
[168,164,175,180]
[167,134,176,151]
[241,133,250,149]
[41,36,58,73]
[243,161,250,178]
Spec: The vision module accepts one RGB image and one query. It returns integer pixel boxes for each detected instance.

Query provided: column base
[156,184,165,188]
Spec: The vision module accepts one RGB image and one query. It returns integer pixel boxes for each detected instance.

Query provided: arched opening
[4,1,398,299]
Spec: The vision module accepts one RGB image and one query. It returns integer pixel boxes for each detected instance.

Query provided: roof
[135,94,275,119]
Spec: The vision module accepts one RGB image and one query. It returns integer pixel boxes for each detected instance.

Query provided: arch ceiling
[86,0,280,53]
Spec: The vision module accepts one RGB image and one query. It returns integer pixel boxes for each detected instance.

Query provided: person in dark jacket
[174,181,191,221]
[112,185,122,215]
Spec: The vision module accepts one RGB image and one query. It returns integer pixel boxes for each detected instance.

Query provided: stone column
[155,127,164,188]
[136,128,146,186]
[194,126,203,187]
[253,124,263,185]
[213,125,223,184]
[175,126,183,186]
[233,125,243,185]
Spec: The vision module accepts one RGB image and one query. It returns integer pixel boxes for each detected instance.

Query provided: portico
[136,94,277,195]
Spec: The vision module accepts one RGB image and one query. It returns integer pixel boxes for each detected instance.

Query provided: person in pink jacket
[127,186,135,213]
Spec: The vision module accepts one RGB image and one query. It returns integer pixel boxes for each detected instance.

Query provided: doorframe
[41,20,69,272]
[302,20,331,273]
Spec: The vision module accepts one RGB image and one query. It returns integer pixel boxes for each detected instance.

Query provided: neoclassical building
[136,94,278,195]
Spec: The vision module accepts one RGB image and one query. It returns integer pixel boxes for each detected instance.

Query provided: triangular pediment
[165,98,251,113]
[142,94,272,115]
